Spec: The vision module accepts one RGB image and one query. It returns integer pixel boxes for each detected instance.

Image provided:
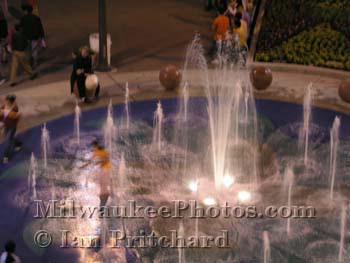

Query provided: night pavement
[0,0,213,92]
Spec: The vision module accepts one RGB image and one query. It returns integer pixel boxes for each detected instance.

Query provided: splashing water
[28,152,37,199]
[178,222,186,263]
[104,100,116,155]
[338,205,346,262]
[180,34,258,191]
[206,71,258,190]
[41,123,50,169]
[75,103,81,145]
[124,82,131,130]
[153,101,164,151]
[330,116,340,201]
[286,168,294,236]
[118,155,127,188]
[263,231,271,263]
[299,83,313,166]
[182,82,189,123]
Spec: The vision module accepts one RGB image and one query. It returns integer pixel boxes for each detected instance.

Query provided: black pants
[72,74,100,99]
[4,127,22,159]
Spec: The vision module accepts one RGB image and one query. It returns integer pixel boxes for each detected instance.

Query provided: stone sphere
[159,65,181,91]
[338,79,350,103]
[85,74,99,99]
[250,66,273,90]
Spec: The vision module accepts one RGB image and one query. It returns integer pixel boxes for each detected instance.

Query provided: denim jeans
[3,127,21,159]
[30,39,41,67]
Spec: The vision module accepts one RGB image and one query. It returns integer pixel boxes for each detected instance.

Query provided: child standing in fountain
[0,95,22,164]
[91,141,111,208]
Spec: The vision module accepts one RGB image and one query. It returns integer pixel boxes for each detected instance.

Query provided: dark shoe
[10,82,17,87]
[84,98,92,104]
[30,73,38,80]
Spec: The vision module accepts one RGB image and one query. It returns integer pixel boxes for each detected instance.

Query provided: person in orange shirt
[212,9,229,42]
[212,8,230,63]
[91,140,111,208]
[81,140,111,207]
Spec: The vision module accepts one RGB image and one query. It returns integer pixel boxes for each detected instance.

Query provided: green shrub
[256,24,350,70]
[256,0,350,70]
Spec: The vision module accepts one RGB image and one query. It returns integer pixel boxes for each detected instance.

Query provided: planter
[250,66,273,90]
[338,79,350,103]
[159,65,181,91]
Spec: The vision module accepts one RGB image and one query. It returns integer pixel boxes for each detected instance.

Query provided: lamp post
[97,0,110,72]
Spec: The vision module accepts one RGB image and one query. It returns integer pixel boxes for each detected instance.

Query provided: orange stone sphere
[159,65,181,91]
[250,66,273,90]
[339,79,350,103]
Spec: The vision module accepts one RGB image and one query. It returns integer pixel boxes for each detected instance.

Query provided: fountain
[263,231,271,263]
[188,180,199,238]
[178,222,186,263]
[339,205,346,262]
[170,33,259,192]
[74,102,81,145]
[41,123,50,169]
[299,83,313,166]
[330,116,340,201]
[28,152,37,199]
[5,34,350,263]
[206,70,258,190]
[153,101,164,151]
[124,82,131,130]
[118,155,126,188]
[171,81,190,175]
[286,168,294,236]
[104,100,116,155]
[182,82,189,123]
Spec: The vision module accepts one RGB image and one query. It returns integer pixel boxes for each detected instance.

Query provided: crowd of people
[0,1,44,87]
[209,0,255,64]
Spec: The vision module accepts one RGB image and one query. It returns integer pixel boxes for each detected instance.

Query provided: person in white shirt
[0,241,21,263]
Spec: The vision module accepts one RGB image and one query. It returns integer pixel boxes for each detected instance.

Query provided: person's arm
[8,106,20,120]
[37,17,45,38]
[212,18,218,31]
[86,56,93,74]
[74,57,84,75]
[8,110,20,120]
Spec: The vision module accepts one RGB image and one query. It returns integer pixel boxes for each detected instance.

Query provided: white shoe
[3,157,8,164]
[0,78,6,86]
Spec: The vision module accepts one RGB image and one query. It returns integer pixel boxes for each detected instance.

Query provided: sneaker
[0,78,6,85]
[3,157,8,164]
[30,73,38,80]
